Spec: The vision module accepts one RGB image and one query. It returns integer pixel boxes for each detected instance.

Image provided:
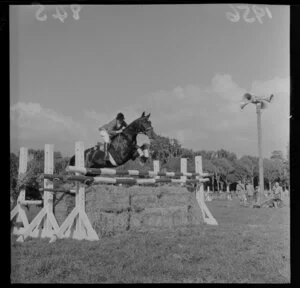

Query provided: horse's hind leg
[69,155,75,166]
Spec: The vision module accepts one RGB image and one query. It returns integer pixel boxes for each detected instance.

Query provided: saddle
[94,142,104,151]
[86,140,121,167]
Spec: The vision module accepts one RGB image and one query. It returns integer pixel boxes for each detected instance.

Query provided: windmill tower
[240,93,274,202]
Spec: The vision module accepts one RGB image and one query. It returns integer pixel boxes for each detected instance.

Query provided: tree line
[10,133,289,202]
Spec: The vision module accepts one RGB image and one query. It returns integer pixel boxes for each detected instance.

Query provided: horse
[68,112,155,172]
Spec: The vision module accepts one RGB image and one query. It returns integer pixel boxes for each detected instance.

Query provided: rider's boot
[135,145,146,164]
[85,148,94,167]
[104,142,109,160]
[136,146,144,158]
[85,151,90,167]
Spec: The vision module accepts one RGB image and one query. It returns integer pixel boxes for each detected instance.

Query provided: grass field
[11,197,290,283]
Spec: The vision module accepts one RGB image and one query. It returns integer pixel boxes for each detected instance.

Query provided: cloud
[249,78,290,152]
[176,130,185,143]
[250,77,290,96]
[172,86,185,99]
[82,86,214,145]
[83,109,107,123]
[83,105,143,128]
[124,76,288,146]
[136,84,214,123]
[207,74,290,133]
[211,74,247,103]
[10,102,87,139]
[10,75,289,158]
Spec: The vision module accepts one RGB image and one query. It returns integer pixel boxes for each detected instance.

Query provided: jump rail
[66,166,212,178]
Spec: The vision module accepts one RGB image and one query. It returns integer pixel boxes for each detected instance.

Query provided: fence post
[195,156,218,225]
[17,145,60,242]
[11,147,29,235]
[49,141,99,243]
[180,158,187,187]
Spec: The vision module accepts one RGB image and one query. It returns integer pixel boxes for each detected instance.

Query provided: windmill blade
[268,94,274,103]
[262,94,274,103]
[240,102,249,110]
[242,93,254,103]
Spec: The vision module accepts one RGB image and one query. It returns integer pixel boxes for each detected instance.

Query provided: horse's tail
[68,148,88,168]
[68,155,75,167]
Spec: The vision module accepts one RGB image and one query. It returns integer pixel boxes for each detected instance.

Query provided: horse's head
[132,111,155,139]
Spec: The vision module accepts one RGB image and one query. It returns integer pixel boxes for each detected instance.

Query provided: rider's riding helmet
[116,113,125,121]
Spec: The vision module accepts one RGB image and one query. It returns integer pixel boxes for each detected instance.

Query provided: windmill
[240,93,274,110]
[240,93,274,203]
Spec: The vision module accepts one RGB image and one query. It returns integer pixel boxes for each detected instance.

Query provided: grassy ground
[11,197,290,283]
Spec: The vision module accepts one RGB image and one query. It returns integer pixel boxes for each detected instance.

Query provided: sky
[10,4,290,158]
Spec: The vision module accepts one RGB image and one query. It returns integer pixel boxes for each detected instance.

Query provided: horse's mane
[117,112,151,138]
[123,116,142,132]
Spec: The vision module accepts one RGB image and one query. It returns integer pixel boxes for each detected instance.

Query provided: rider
[236,180,246,204]
[98,112,128,160]
[253,186,260,204]
[246,181,254,204]
[272,182,283,208]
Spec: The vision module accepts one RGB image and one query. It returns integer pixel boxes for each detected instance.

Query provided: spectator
[272,182,283,208]
[253,186,260,204]
[245,182,254,204]
[227,189,232,201]
[236,180,246,204]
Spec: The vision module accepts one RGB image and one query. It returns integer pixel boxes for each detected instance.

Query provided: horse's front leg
[136,134,151,161]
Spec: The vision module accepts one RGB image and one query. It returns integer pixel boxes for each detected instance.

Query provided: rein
[112,117,151,150]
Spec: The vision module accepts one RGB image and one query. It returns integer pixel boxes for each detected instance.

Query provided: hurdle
[16,145,60,242]
[12,141,218,243]
[48,141,99,243]
[48,142,217,243]
[10,147,44,235]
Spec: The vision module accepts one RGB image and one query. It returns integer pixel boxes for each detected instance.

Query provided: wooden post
[49,141,99,243]
[227,185,232,200]
[74,141,88,240]
[41,145,60,238]
[195,156,218,225]
[17,145,60,242]
[180,158,187,187]
[153,160,160,179]
[11,147,29,235]
[257,103,264,202]
[206,186,211,201]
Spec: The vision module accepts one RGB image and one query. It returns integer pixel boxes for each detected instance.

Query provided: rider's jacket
[99,119,127,137]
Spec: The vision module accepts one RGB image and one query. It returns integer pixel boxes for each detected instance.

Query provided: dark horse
[69,112,155,170]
